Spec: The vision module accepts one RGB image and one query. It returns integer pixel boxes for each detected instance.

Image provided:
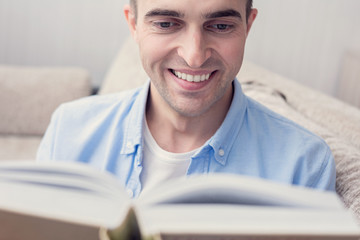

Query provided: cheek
[139,39,173,75]
[220,39,245,68]
[137,31,176,65]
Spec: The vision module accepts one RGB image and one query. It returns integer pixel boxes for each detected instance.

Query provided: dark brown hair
[246,0,253,23]
[130,0,253,23]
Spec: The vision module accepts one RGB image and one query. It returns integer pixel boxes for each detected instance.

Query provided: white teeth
[186,74,193,82]
[173,70,211,82]
[194,75,200,82]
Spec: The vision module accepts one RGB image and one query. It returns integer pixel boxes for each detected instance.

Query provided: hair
[246,0,253,23]
[130,0,253,23]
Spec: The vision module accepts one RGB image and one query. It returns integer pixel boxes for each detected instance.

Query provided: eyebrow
[205,9,242,20]
[145,9,185,18]
[144,8,242,21]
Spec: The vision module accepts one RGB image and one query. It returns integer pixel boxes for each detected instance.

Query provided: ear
[246,8,258,36]
[124,4,138,42]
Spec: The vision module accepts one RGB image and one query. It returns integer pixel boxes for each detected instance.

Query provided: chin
[171,102,212,118]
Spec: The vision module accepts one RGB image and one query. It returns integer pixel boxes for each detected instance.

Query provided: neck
[146,84,233,153]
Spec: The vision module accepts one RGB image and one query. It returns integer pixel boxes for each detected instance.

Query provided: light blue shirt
[37,80,336,197]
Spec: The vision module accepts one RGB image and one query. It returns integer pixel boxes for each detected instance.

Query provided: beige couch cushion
[99,38,147,95]
[0,135,42,160]
[0,66,92,136]
[337,52,360,109]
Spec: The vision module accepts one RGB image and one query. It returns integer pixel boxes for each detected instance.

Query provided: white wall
[0,0,359,97]
[245,0,360,96]
[0,0,127,87]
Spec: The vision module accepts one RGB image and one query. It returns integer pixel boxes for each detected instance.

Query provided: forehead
[137,0,247,18]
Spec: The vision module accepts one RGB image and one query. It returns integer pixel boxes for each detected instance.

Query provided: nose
[177,27,211,68]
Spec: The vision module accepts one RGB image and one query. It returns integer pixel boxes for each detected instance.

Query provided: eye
[156,22,174,28]
[214,24,229,30]
[206,23,235,33]
[152,20,181,32]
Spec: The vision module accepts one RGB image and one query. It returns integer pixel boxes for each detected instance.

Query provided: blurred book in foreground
[0,161,359,240]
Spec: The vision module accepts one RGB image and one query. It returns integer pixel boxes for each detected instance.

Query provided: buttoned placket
[124,144,143,198]
[122,81,150,198]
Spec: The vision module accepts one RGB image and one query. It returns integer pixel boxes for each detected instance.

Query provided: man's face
[126,0,256,117]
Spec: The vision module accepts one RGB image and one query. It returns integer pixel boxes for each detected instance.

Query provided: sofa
[1,37,360,223]
[0,66,92,160]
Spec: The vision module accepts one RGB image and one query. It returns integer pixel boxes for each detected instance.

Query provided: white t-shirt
[140,120,197,195]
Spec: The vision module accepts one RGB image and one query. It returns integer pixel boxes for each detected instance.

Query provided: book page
[0,161,130,228]
[131,174,360,238]
[136,204,360,238]
[138,174,342,209]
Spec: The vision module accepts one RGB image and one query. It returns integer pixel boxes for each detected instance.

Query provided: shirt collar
[205,79,247,165]
[120,80,150,154]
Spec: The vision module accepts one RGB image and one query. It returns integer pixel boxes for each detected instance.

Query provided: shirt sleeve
[36,105,63,162]
[310,146,336,191]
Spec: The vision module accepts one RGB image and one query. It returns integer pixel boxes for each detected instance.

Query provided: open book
[0,161,359,240]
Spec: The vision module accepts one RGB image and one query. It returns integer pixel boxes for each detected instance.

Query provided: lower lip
[168,70,214,91]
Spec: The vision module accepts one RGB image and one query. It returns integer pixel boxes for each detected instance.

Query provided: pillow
[0,66,91,135]
[99,37,148,95]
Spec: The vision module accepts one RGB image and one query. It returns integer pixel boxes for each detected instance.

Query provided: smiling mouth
[170,69,215,82]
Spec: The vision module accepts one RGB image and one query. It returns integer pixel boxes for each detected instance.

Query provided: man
[37,0,335,197]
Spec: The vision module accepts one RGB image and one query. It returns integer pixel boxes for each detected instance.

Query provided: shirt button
[126,189,134,198]
[219,149,225,157]
[126,141,132,148]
